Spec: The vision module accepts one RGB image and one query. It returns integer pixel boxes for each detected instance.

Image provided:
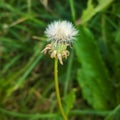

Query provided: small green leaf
[81,0,113,24]
[81,0,95,24]
[64,89,76,114]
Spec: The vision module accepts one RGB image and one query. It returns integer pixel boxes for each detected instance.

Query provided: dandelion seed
[45,20,78,43]
[42,20,78,64]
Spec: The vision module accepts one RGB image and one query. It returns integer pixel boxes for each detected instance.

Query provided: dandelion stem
[54,58,68,120]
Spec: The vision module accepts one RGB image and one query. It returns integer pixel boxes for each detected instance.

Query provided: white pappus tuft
[45,20,78,43]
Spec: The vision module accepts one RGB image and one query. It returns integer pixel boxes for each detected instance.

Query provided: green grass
[0,0,120,120]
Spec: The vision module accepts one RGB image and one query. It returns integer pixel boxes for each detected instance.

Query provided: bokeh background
[0,0,120,120]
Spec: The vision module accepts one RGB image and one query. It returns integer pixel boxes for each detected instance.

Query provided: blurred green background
[0,0,120,120]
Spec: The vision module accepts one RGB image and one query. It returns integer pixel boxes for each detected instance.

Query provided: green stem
[54,58,68,120]
[27,0,31,14]
[69,0,76,24]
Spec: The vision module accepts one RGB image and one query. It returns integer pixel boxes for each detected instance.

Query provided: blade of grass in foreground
[0,107,111,119]
[0,107,57,119]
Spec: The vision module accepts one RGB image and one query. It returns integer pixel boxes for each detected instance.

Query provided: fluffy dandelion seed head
[45,21,78,43]
[42,20,78,65]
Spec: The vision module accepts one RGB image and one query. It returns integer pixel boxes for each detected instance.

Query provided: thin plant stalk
[54,57,68,120]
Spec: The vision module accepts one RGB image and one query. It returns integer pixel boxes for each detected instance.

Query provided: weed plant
[0,0,120,120]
